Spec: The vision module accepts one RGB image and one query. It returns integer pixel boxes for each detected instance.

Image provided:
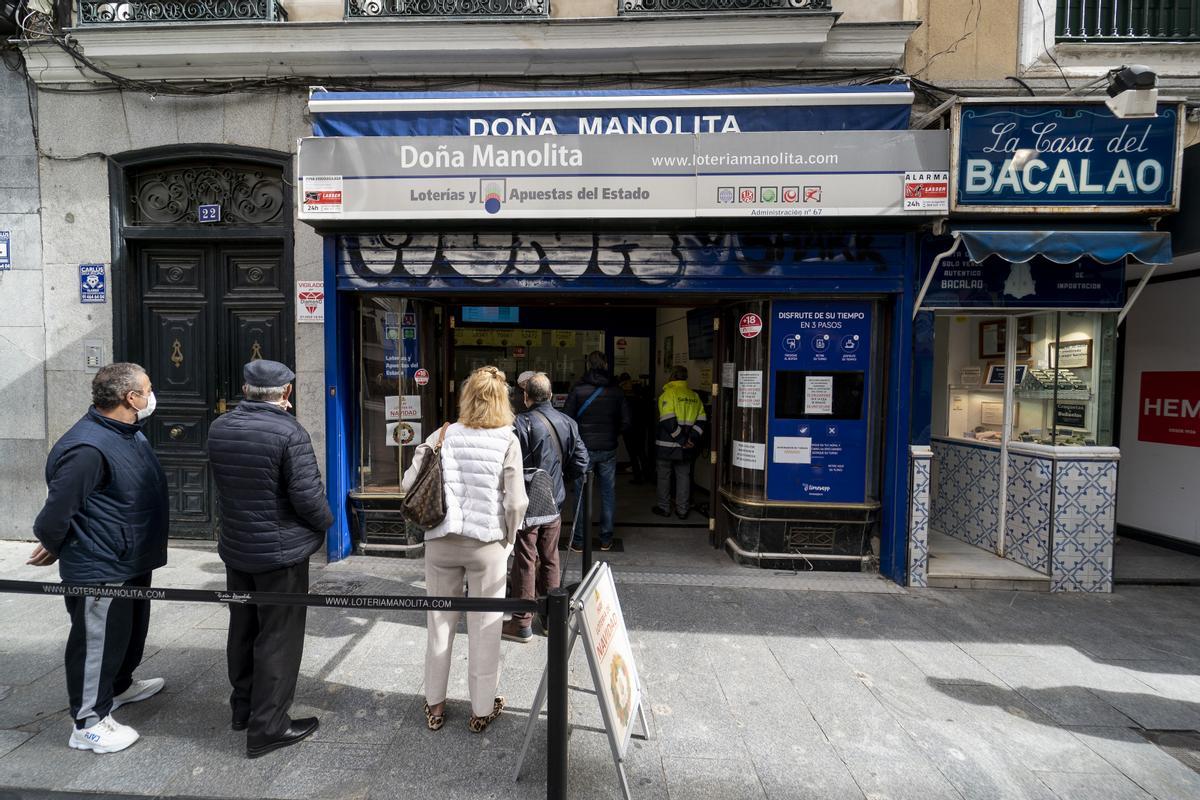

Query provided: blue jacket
[35,408,169,584]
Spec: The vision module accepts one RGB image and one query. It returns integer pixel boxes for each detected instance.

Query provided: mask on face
[134,391,157,422]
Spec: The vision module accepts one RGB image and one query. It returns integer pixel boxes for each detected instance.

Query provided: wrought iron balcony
[78,0,287,24]
[1056,0,1200,41]
[619,0,831,13]
[345,0,546,17]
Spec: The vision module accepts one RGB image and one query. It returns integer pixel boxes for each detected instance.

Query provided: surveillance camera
[1106,64,1157,97]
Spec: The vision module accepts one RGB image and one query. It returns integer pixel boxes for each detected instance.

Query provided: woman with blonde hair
[402,366,528,733]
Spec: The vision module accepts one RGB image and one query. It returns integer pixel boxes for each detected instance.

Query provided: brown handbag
[401,423,450,529]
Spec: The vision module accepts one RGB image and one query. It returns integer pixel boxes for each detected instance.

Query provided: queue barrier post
[546,587,571,800]
[582,470,594,576]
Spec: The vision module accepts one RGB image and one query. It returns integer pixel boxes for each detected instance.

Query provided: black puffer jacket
[563,370,631,453]
[208,400,333,573]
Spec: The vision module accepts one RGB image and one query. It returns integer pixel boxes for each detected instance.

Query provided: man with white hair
[208,359,332,759]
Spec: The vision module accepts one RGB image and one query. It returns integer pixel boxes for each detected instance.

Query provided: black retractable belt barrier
[0,578,540,613]
[0,577,568,799]
[582,470,594,576]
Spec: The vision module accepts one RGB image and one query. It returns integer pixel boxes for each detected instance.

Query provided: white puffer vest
[424,423,514,543]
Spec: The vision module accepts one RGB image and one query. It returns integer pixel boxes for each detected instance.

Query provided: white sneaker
[111,677,165,711]
[68,715,139,753]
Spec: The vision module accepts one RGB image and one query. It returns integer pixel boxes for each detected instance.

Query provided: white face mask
[134,391,157,422]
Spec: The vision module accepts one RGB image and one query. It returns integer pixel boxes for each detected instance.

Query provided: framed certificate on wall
[979,318,1033,359]
[1049,340,1092,369]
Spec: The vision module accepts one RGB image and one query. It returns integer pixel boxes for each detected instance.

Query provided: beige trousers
[424,533,509,717]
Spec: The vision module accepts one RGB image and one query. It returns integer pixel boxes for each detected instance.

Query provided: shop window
[935,311,1116,446]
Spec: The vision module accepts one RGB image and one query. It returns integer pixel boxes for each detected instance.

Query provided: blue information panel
[79,264,106,304]
[767,300,873,504]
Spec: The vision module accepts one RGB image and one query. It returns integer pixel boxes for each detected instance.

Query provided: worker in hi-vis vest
[651,366,707,520]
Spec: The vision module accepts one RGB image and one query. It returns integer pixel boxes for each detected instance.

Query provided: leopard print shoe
[468,696,506,734]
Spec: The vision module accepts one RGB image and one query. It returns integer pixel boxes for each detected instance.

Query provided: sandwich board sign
[513,562,649,799]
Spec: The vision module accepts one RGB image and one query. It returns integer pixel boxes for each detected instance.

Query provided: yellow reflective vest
[655,380,707,460]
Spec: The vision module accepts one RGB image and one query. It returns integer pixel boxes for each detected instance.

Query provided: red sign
[414,368,430,387]
[616,338,627,348]
[738,313,763,339]
[512,346,526,358]
[1138,371,1200,447]
[905,182,948,199]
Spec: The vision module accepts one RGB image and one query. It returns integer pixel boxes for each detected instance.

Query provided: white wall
[1117,276,1200,545]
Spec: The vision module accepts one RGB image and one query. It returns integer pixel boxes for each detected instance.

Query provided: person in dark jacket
[27,362,169,754]
[503,373,589,643]
[207,359,333,759]
[563,351,630,550]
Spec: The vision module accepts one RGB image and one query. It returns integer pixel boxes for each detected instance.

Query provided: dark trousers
[509,517,562,627]
[225,560,309,742]
[64,573,152,729]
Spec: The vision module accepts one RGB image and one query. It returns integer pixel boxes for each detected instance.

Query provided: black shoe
[231,718,248,732]
[676,508,690,520]
[650,506,671,518]
[246,717,319,759]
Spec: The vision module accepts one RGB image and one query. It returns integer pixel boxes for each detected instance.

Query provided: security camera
[1105,65,1158,119]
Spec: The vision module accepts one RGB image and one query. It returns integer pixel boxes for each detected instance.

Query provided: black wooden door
[131,242,292,539]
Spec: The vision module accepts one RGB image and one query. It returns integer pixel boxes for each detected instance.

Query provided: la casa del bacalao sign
[951,100,1184,214]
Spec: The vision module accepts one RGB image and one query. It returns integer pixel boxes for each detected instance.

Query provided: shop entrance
[349,293,891,570]
[351,298,723,558]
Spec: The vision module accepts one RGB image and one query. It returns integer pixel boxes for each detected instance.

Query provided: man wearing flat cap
[208,360,333,758]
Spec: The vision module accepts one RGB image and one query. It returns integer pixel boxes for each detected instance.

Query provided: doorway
[125,242,293,538]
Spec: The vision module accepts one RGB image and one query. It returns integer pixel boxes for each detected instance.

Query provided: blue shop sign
[309,86,914,137]
[953,101,1182,212]
[919,236,1125,309]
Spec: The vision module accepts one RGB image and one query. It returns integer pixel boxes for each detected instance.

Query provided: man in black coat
[503,373,589,643]
[208,359,333,759]
[563,351,630,550]
[28,363,169,754]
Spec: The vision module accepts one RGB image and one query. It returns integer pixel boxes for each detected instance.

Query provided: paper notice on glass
[386,421,422,447]
[721,362,736,388]
[400,395,422,420]
[804,375,834,415]
[737,371,763,408]
[773,437,812,464]
[732,440,765,470]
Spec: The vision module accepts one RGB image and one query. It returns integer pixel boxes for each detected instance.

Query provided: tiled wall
[908,447,932,588]
[1004,452,1052,573]
[930,439,1001,552]
[1051,459,1118,593]
[926,438,1118,593]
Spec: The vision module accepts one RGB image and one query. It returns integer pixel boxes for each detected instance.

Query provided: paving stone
[1033,770,1154,799]
[1070,725,1200,800]
[0,730,31,760]
[661,755,767,800]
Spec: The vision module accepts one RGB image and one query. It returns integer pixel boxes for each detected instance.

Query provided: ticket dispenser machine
[719,300,882,568]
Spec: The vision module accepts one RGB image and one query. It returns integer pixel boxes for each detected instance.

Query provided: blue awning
[952,228,1173,266]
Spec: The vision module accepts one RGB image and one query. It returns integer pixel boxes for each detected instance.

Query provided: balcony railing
[1056,0,1200,41]
[345,0,546,17]
[78,0,287,24]
[619,0,831,13]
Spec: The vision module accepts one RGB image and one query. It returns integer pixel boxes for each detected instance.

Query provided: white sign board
[721,362,737,389]
[579,563,642,757]
[296,280,325,323]
[386,421,422,447]
[732,440,765,470]
[773,436,813,465]
[804,375,834,415]
[385,395,423,421]
[736,370,763,409]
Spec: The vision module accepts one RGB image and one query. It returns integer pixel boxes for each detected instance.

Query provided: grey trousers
[656,459,692,514]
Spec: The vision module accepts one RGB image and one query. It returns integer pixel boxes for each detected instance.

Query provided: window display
[934,311,1116,447]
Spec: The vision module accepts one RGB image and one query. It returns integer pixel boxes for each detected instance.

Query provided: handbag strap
[434,422,449,451]
[531,410,564,467]
[576,386,605,418]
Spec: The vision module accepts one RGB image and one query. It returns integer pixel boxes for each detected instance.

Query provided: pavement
[2,538,1200,800]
